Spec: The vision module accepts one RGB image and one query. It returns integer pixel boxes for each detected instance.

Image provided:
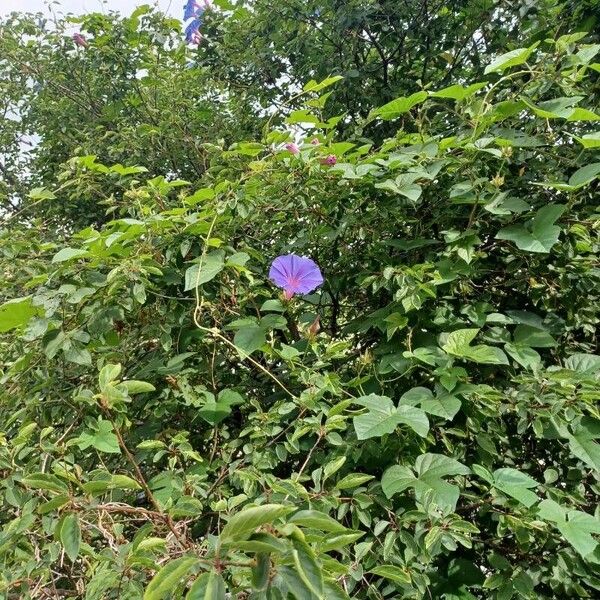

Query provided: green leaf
[369,565,411,585]
[220,504,294,543]
[75,419,121,454]
[118,380,156,394]
[185,573,210,599]
[279,565,320,600]
[204,571,226,600]
[144,556,199,600]
[335,473,375,490]
[198,401,232,425]
[303,75,344,93]
[442,329,508,364]
[251,554,270,591]
[60,513,81,562]
[288,510,348,533]
[109,474,142,490]
[567,426,600,472]
[0,297,38,332]
[484,44,538,74]
[382,453,470,511]
[28,186,56,200]
[229,533,289,555]
[521,96,583,119]
[568,162,600,187]
[21,473,69,494]
[233,325,267,355]
[491,468,539,507]
[504,343,541,369]
[538,499,600,559]
[64,345,92,366]
[400,387,461,420]
[185,188,215,205]
[318,532,365,552]
[184,251,225,291]
[496,204,566,253]
[372,91,428,120]
[430,83,487,100]
[292,538,324,597]
[575,132,600,149]
[38,495,70,514]
[99,363,122,389]
[353,394,428,439]
[52,247,89,263]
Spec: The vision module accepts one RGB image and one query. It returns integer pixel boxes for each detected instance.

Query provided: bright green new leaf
[0,297,38,332]
[430,82,487,100]
[484,44,538,74]
[442,328,508,365]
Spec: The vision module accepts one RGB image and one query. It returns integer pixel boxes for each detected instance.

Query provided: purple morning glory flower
[183,1,202,20]
[184,0,212,19]
[185,18,203,44]
[269,254,324,299]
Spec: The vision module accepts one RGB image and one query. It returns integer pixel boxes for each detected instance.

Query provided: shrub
[1,22,599,600]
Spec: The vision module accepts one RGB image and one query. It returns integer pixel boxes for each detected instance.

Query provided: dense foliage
[1,1,600,599]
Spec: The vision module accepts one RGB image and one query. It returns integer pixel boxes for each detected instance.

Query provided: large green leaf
[567,421,600,472]
[220,504,294,543]
[372,91,428,120]
[400,387,461,420]
[233,325,267,354]
[144,556,199,600]
[59,513,81,562]
[484,44,538,74]
[475,466,539,507]
[288,510,348,533]
[496,204,566,253]
[369,565,411,585]
[430,82,487,100]
[382,453,470,511]
[353,394,428,439]
[442,329,508,365]
[538,499,600,559]
[292,538,324,597]
[0,297,38,332]
[75,418,121,454]
[184,251,225,291]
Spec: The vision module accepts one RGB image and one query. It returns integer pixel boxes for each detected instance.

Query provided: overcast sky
[0,0,179,17]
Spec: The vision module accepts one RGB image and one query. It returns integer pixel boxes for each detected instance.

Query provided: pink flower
[285,142,300,155]
[310,138,320,145]
[320,154,337,166]
[72,33,87,47]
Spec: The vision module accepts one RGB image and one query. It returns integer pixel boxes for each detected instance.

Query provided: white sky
[0,0,179,17]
